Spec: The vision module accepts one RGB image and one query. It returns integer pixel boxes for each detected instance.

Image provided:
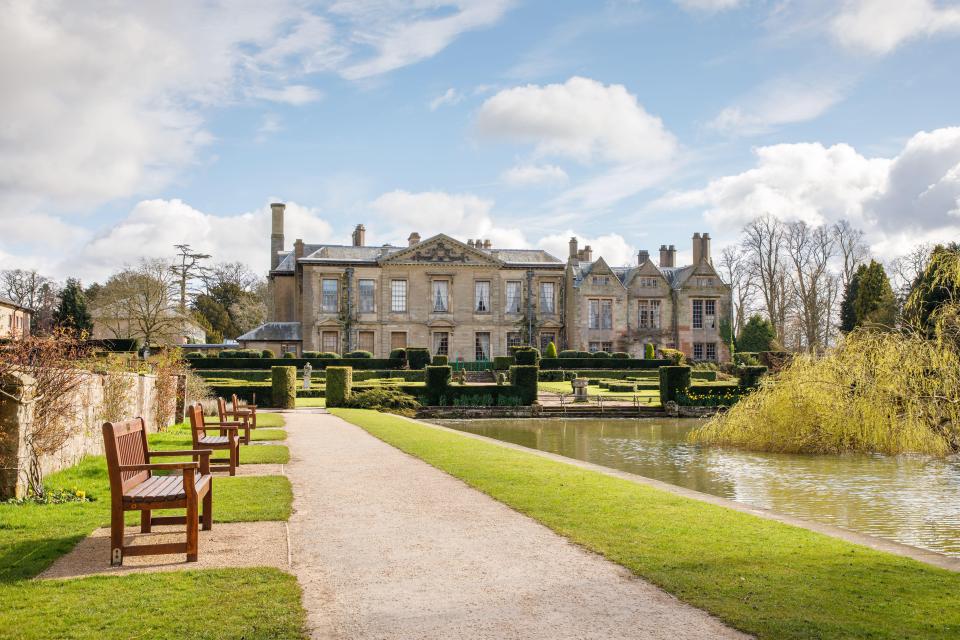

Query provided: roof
[236,322,302,342]
[0,296,32,312]
[572,261,698,289]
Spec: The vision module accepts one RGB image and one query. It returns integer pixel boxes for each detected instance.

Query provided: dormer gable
[378,234,504,267]
[582,257,626,290]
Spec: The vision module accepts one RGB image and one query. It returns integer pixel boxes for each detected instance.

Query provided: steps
[537,405,665,418]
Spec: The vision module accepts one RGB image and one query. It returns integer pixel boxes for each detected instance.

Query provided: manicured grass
[255,412,286,428]
[250,428,287,441]
[332,408,960,640]
[538,380,661,401]
[296,397,326,407]
[149,427,290,464]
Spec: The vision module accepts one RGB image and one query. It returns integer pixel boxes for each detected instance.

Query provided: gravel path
[285,411,747,640]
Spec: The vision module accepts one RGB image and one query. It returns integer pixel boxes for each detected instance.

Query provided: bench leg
[202,484,213,531]
[230,442,238,476]
[111,505,125,566]
[140,510,152,533]
[186,496,199,562]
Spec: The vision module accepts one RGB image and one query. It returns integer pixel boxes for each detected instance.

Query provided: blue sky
[2,0,960,281]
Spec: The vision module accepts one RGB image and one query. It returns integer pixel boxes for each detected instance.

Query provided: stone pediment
[379,234,503,267]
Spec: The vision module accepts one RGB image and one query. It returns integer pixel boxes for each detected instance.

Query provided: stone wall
[0,369,177,499]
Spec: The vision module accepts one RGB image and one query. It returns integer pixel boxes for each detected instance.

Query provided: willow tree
[904,243,960,339]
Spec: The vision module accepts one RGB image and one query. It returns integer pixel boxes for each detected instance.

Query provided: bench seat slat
[123,474,210,505]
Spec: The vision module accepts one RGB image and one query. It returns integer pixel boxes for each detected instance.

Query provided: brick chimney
[637,249,649,265]
[581,245,593,262]
[692,232,702,264]
[294,238,304,261]
[483,239,491,249]
[467,239,475,247]
[270,202,285,270]
[569,236,578,260]
[352,224,366,247]
[408,232,421,247]
[659,244,675,268]
[701,232,712,264]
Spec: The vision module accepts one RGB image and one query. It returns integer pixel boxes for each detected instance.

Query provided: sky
[2,0,959,283]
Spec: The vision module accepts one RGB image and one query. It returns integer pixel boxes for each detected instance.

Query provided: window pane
[475,281,490,312]
[322,278,338,312]
[322,331,339,353]
[506,332,522,348]
[589,299,600,329]
[359,279,375,313]
[432,280,448,312]
[475,332,490,360]
[706,342,717,361]
[433,332,449,355]
[693,343,704,360]
[505,281,521,313]
[601,300,612,329]
[651,300,661,328]
[539,282,555,313]
[391,280,406,312]
[692,299,703,329]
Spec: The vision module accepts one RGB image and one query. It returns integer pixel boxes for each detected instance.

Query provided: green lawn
[538,380,661,401]
[149,425,290,464]
[0,455,304,639]
[332,408,960,640]
[296,397,326,407]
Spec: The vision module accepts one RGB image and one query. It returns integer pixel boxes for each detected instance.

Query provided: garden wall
[0,369,178,499]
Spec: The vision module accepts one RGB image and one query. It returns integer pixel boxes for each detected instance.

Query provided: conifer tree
[53,278,93,334]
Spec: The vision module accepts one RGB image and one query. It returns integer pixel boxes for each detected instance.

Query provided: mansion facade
[238,203,733,362]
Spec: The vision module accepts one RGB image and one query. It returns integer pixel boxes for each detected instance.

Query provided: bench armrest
[119,461,199,472]
[214,420,246,427]
[148,449,213,458]
[207,425,240,432]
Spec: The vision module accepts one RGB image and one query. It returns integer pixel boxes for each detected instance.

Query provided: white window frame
[321,278,339,313]
[505,281,522,314]
[475,280,490,313]
[391,280,407,313]
[433,331,449,355]
[432,280,449,313]
[358,279,375,313]
[539,282,555,314]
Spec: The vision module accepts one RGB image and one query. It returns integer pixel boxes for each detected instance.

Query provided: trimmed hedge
[326,366,353,408]
[271,366,297,409]
[493,355,513,371]
[692,370,718,381]
[186,357,404,370]
[388,348,406,360]
[510,365,539,404]
[406,347,431,370]
[538,370,578,382]
[209,383,271,406]
[644,344,656,359]
[592,351,612,359]
[220,349,262,358]
[659,366,691,404]
[432,355,449,366]
[425,365,452,405]
[612,352,629,359]
[261,349,275,358]
[515,349,540,366]
[739,365,768,389]
[344,350,373,359]
[540,358,670,370]
[437,385,525,406]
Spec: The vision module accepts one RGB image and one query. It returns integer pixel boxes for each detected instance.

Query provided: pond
[434,417,960,558]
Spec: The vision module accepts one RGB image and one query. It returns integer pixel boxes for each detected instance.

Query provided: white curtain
[505,281,520,313]
[433,281,448,312]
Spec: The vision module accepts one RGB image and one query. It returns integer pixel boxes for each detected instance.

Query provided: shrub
[283,352,296,358]
[261,349,275,358]
[406,347,431,370]
[185,351,203,359]
[425,365,452,404]
[325,366,353,407]
[738,365,768,389]
[660,348,686,365]
[302,351,321,358]
[515,348,540,366]
[344,350,373,359]
[734,351,760,366]
[558,350,579,358]
[644,343,656,359]
[388,348,406,360]
[432,355,449,366]
[659,366,691,404]
[510,365,539,404]
[592,351,612,359]
[544,341,558,358]
[342,388,420,416]
[493,355,513,370]
[318,352,339,359]
[271,366,297,409]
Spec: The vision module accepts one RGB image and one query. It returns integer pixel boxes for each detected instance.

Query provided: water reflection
[435,418,960,557]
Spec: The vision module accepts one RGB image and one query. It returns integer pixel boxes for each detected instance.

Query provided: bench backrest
[188,402,208,443]
[231,394,241,412]
[216,397,228,423]
[102,417,150,494]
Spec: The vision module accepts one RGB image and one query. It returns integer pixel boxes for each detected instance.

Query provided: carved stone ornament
[410,241,469,263]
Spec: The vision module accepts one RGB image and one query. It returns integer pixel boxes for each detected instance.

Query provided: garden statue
[303,362,312,390]
[572,378,589,402]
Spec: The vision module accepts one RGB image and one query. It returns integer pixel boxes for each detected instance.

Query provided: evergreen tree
[544,341,558,358]
[841,261,896,332]
[840,264,864,333]
[904,243,960,338]
[737,314,776,352]
[53,278,93,333]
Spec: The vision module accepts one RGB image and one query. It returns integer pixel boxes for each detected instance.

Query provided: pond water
[435,418,960,558]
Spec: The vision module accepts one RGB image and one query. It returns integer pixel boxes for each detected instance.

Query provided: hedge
[493,355,513,371]
[388,348,406,360]
[209,383,271,407]
[515,349,540,366]
[540,358,670,370]
[344,350,373,359]
[406,347,431,370]
[510,365,539,404]
[261,349,275,358]
[659,366,691,404]
[186,357,405,370]
[425,365,452,405]
[692,370,718,381]
[326,366,353,408]
[592,351,612,359]
[432,355,449,366]
[271,366,297,409]
[739,365,768,389]
[436,385,525,406]
[538,370,578,382]
[219,349,263,358]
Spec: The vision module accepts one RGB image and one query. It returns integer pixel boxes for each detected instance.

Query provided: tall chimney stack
[352,224,366,247]
[582,245,593,262]
[467,239,475,248]
[408,232,421,247]
[637,249,649,265]
[483,239,491,249]
[692,232,702,265]
[270,202,285,270]
[701,233,711,264]
[658,245,670,267]
[569,236,578,261]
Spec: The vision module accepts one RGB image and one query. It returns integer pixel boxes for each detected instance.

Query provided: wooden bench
[216,396,255,445]
[102,417,213,566]
[188,403,241,475]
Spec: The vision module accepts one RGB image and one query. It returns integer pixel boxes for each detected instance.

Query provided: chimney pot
[483,239,491,249]
[638,249,649,265]
[408,232,421,247]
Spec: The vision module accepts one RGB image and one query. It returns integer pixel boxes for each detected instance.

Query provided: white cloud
[831,0,960,55]
[501,164,568,186]
[429,88,463,111]
[538,230,636,267]
[249,85,323,105]
[333,1,516,80]
[368,189,527,249]
[709,78,847,136]
[653,127,960,257]
[476,76,677,165]
[674,0,744,13]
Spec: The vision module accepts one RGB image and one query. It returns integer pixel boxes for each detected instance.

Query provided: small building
[0,296,32,339]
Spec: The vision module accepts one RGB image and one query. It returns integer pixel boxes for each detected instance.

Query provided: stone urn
[571,378,589,403]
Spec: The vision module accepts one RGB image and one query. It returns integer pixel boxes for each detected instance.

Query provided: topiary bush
[283,351,296,358]
[738,365,768,389]
[432,355,448,366]
[612,352,629,359]
[342,388,420,416]
[344,350,373,359]
[271,366,297,409]
[261,349,275,358]
[493,355,513,370]
[660,348,686,365]
[185,351,203,359]
[406,347,431,370]
[644,343,656,359]
[558,350,578,358]
[510,365,539,405]
[425,365,452,404]
[659,365,691,404]
[302,351,321,358]
[325,366,353,407]
[318,352,340,359]
[388,348,406,360]
[544,341,558,358]
[515,348,540,366]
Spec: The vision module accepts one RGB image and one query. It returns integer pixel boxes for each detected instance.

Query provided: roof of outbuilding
[236,322,302,342]
[0,296,33,312]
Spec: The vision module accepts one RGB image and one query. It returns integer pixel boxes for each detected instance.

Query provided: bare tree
[832,220,869,291]
[205,262,261,292]
[785,221,837,353]
[741,215,789,339]
[95,259,185,347]
[888,242,933,301]
[1,269,60,334]
[717,245,755,336]
[171,244,211,313]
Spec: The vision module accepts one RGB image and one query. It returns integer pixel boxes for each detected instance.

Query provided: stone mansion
[238,203,733,362]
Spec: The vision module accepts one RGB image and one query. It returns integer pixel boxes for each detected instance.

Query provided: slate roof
[236,322,302,342]
[572,262,694,289]
[0,296,32,312]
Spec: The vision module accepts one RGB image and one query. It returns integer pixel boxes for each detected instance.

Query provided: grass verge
[295,397,326,408]
[332,408,960,640]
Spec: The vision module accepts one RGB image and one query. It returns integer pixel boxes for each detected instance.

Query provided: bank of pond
[436,417,960,559]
